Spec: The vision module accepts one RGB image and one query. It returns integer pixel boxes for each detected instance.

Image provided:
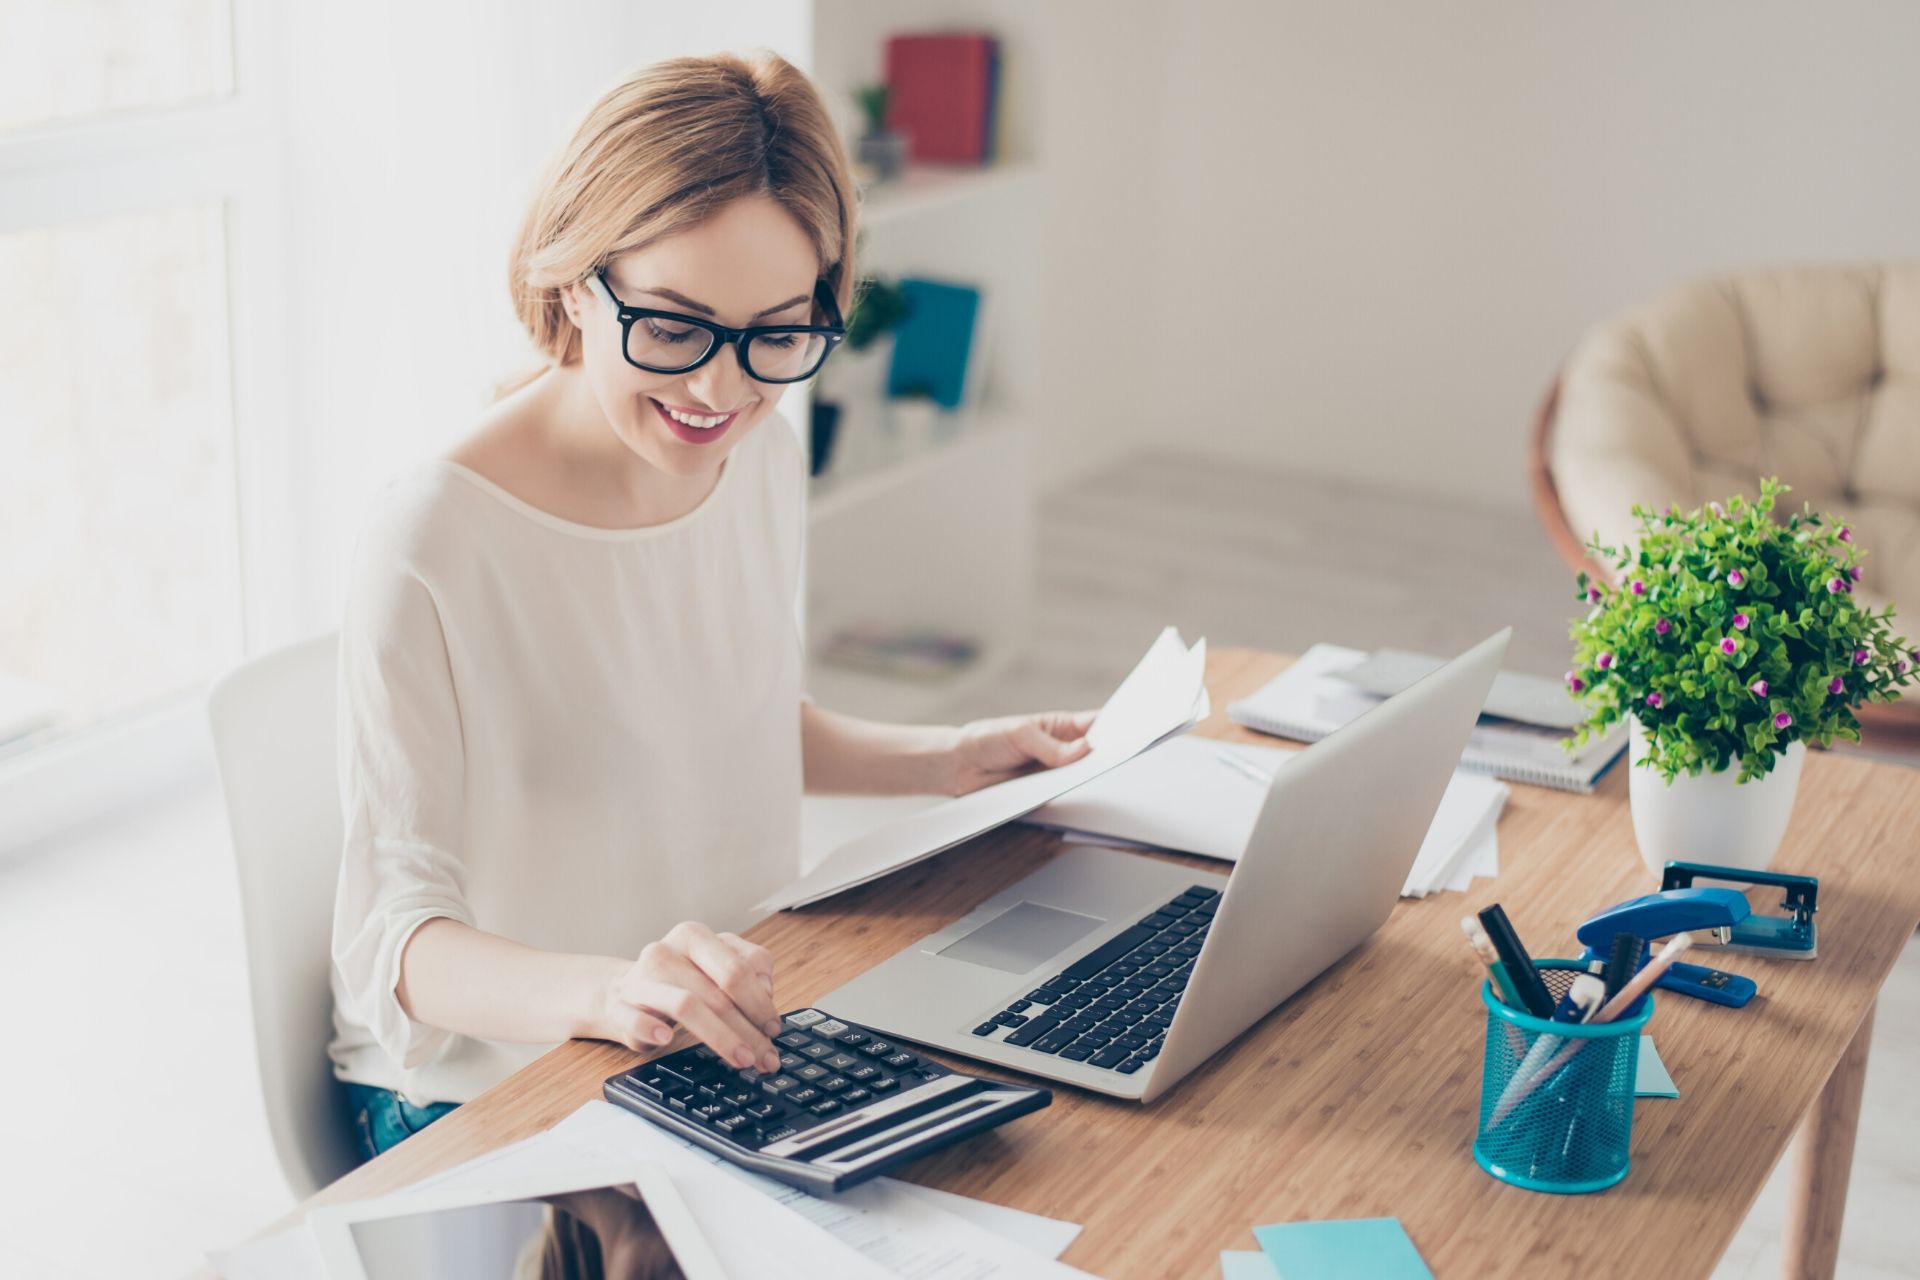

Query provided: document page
[759,628,1207,912]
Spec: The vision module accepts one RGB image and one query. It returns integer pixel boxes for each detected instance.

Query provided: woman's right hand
[594,921,783,1073]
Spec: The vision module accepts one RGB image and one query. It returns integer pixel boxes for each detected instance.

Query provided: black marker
[1476,904,1555,1019]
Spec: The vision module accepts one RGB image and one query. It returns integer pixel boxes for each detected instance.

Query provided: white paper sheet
[760,627,1209,912]
[551,1101,1096,1277]
[1026,734,1507,897]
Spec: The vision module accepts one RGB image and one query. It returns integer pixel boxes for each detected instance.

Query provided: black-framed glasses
[586,268,846,384]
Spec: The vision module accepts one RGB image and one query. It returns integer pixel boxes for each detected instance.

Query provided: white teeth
[660,402,727,429]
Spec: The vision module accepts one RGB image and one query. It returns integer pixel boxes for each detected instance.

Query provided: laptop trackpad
[935,902,1105,974]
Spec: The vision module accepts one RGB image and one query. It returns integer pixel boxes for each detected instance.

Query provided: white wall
[1152,0,1920,511]
[272,3,811,634]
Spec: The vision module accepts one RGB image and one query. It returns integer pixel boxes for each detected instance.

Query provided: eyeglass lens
[626,316,829,381]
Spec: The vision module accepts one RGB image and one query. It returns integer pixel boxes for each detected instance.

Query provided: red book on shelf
[884,32,998,164]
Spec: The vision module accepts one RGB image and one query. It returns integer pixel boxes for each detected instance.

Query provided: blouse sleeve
[330,513,476,1072]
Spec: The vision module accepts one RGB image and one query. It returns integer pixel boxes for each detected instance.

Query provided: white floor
[1,452,1914,1279]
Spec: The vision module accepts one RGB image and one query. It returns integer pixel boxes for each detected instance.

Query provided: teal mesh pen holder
[1473,959,1653,1194]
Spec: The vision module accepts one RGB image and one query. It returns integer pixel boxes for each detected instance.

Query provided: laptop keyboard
[969,884,1218,1074]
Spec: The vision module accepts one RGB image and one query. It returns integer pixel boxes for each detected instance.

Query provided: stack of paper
[1226,644,1625,794]
[1024,735,1506,898]
[211,1100,1090,1279]
[762,627,1210,912]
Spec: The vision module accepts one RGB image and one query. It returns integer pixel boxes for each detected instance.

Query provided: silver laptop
[818,628,1510,1102]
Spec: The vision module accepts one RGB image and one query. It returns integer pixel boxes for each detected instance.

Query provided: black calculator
[603,1007,1050,1193]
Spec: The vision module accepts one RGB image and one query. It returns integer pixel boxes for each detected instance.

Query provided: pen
[1213,747,1273,786]
[1602,932,1642,1001]
[1459,917,1527,1011]
[1476,904,1556,1020]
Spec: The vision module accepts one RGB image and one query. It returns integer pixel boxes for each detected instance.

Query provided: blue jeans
[343,1081,461,1160]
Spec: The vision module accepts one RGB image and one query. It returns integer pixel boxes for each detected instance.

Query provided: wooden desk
[247,648,1920,1279]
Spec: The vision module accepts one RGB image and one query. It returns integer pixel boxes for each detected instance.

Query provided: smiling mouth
[649,397,742,443]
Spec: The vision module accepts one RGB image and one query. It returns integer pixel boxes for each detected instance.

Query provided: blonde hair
[499,50,859,399]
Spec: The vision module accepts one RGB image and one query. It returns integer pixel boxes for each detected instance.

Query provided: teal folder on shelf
[886,276,980,408]
[1252,1217,1432,1279]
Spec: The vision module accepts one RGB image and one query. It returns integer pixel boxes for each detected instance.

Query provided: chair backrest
[206,631,358,1198]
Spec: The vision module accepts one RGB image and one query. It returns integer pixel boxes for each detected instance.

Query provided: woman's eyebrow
[639,286,810,319]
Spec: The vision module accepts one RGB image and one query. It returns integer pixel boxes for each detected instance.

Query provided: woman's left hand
[943,709,1098,795]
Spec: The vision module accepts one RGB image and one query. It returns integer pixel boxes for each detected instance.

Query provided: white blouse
[327,416,806,1105]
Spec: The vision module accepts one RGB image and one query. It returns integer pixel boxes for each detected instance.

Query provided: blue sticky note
[1636,1034,1679,1098]
[1254,1218,1432,1279]
[1221,1251,1278,1280]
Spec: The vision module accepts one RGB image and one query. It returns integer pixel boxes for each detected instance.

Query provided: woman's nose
[684,340,750,406]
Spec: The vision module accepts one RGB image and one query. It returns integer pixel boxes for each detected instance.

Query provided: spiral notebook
[1227,644,1625,794]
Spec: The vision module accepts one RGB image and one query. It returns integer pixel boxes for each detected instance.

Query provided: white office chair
[207,631,359,1199]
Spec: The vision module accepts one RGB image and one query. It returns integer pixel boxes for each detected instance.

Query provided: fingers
[628,950,780,1074]
[679,924,780,1035]
[1010,716,1091,768]
[604,1002,676,1053]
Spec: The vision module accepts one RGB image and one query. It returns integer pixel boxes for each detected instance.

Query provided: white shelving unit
[800,14,1042,723]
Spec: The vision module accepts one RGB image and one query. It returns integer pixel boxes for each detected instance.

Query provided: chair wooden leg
[1782,1001,1876,1280]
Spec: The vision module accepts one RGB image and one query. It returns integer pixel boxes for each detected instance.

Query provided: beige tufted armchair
[1531,263,1920,741]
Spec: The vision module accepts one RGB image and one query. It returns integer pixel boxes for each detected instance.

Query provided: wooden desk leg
[1783,1000,1876,1280]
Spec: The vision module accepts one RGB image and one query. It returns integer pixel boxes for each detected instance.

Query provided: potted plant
[853,84,907,181]
[1565,478,1915,873]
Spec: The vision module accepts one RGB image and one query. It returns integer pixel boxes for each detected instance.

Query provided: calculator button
[787,1087,820,1105]
[794,1064,828,1081]
[759,1075,798,1094]
[690,1045,718,1061]
[812,1019,850,1038]
[835,1029,870,1046]
[775,1031,813,1049]
[722,1088,754,1106]
[785,1010,827,1028]
[883,1052,917,1069]
[869,1076,899,1093]
[809,1099,842,1116]
[847,1065,880,1081]
[713,1113,750,1133]
[858,1040,894,1057]
[779,1053,805,1071]
[824,1052,860,1070]
[818,1076,849,1092]
[745,1102,778,1119]
[840,1087,871,1104]
[799,1042,835,1059]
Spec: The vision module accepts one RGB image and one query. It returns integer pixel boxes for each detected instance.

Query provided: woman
[328,50,1093,1160]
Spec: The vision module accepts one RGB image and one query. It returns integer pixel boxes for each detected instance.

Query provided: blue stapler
[1576,861,1820,1008]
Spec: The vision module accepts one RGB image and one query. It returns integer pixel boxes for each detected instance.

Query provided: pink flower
[1838,526,1853,543]
[1828,577,1848,594]
[1566,671,1585,694]
[1774,711,1794,730]
[1720,637,1738,655]
[1631,579,1647,595]
[1829,675,1846,695]
[1900,660,1911,675]
[1750,678,1769,697]
[1728,568,1746,588]
[1655,617,1672,636]
[1851,565,1864,581]
[1854,648,1870,666]
[1732,613,1750,630]
[1586,587,1602,605]
[1709,501,1725,517]
[1596,652,1613,670]
[1646,691,1664,709]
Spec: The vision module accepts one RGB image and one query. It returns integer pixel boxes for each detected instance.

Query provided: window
[0,1,283,832]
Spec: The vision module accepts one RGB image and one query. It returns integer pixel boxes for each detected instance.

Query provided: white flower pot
[1627,716,1805,876]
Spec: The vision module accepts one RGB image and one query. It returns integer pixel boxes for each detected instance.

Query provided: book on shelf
[883,32,999,164]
